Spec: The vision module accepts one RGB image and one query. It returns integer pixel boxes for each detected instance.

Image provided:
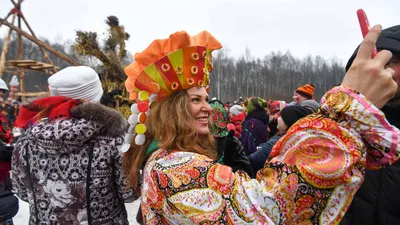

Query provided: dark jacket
[340,104,400,225]
[0,113,15,222]
[341,24,400,225]
[0,145,13,193]
[12,103,137,225]
[248,133,284,173]
[240,110,269,156]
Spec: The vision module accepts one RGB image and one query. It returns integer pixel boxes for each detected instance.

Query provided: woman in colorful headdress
[123,26,400,224]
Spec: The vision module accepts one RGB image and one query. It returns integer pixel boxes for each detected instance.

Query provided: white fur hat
[229,105,244,116]
[48,66,104,103]
[0,78,9,91]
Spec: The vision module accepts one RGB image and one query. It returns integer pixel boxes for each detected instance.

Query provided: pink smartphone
[357,9,378,58]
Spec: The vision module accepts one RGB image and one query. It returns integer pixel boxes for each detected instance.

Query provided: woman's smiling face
[187,87,212,136]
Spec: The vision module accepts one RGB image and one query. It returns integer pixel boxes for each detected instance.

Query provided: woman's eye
[192,98,200,102]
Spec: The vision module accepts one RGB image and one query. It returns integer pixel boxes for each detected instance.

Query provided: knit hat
[245,97,268,113]
[229,105,244,116]
[346,25,400,71]
[48,66,103,103]
[280,106,312,128]
[268,100,281,114]
[298,99,320,113]
[295,84,314,99]
[122,30,222,150]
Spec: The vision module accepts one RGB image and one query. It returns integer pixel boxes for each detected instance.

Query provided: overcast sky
[0,0,399,64]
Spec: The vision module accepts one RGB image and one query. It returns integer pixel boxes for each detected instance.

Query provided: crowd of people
[207,84,319,175]
[0,23,399,225]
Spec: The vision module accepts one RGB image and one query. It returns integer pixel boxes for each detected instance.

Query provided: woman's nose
[202,102,212,112]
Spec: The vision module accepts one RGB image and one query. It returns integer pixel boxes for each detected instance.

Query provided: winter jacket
[240,110,269,155]
[139,87,400,224]
[340,103,400,225]
[12,103,137,225]
[248,133,284,173]
[0,145,13,193]
[0,113,15,222]
[268,117,278,137]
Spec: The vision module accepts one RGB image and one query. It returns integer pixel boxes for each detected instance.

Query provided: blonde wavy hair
[123,90,216,188]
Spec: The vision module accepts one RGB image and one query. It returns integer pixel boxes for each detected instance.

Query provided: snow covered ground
[13,198,140,224]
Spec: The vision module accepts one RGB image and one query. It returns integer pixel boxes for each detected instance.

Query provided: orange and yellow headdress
[121,31,222,152]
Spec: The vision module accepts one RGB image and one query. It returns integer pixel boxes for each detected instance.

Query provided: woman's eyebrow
[188,94,208,98]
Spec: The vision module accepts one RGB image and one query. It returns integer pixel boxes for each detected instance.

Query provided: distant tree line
[210,48,345,103]
[0,37,345,102]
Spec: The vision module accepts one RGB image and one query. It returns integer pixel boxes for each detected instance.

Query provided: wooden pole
[0,0,23,29]
[20,15,56,73]
[0,13,12,30]
[0,14,17,78]
[10,0,23,6]
[0,18,81,66]
[17,0,24,95]
[10,0,56,73]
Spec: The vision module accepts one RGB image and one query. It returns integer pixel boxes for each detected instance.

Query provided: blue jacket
[248,133,284,173]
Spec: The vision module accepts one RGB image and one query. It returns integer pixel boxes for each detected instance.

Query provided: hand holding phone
[357,9,378,58]
[342,25,396,108]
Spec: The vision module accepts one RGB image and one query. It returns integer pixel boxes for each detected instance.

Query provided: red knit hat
[295,84,314,99]
[268,100,281,114]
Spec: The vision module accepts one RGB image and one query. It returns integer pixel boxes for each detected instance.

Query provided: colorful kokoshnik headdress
[121,31,222,152]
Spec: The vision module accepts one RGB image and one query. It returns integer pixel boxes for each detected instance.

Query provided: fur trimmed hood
[23,103,127,154]
[70,103,128,137]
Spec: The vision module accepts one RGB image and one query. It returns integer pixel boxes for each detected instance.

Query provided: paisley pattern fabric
[139,86,400,225]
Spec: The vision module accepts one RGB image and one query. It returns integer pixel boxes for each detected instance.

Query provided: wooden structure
[0,0,80,98]
[5,60,59,74]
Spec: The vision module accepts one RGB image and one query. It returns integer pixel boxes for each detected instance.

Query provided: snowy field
[13,198,141,224]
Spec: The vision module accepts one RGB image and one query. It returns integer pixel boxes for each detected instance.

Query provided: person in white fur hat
[12,66,137,225]
[228,104,245,138]
[0,78,9,98]
[48,66,104,103]
[229,104,244,117]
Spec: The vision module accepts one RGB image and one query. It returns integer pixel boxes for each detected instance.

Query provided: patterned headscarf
[209,99,228,137]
